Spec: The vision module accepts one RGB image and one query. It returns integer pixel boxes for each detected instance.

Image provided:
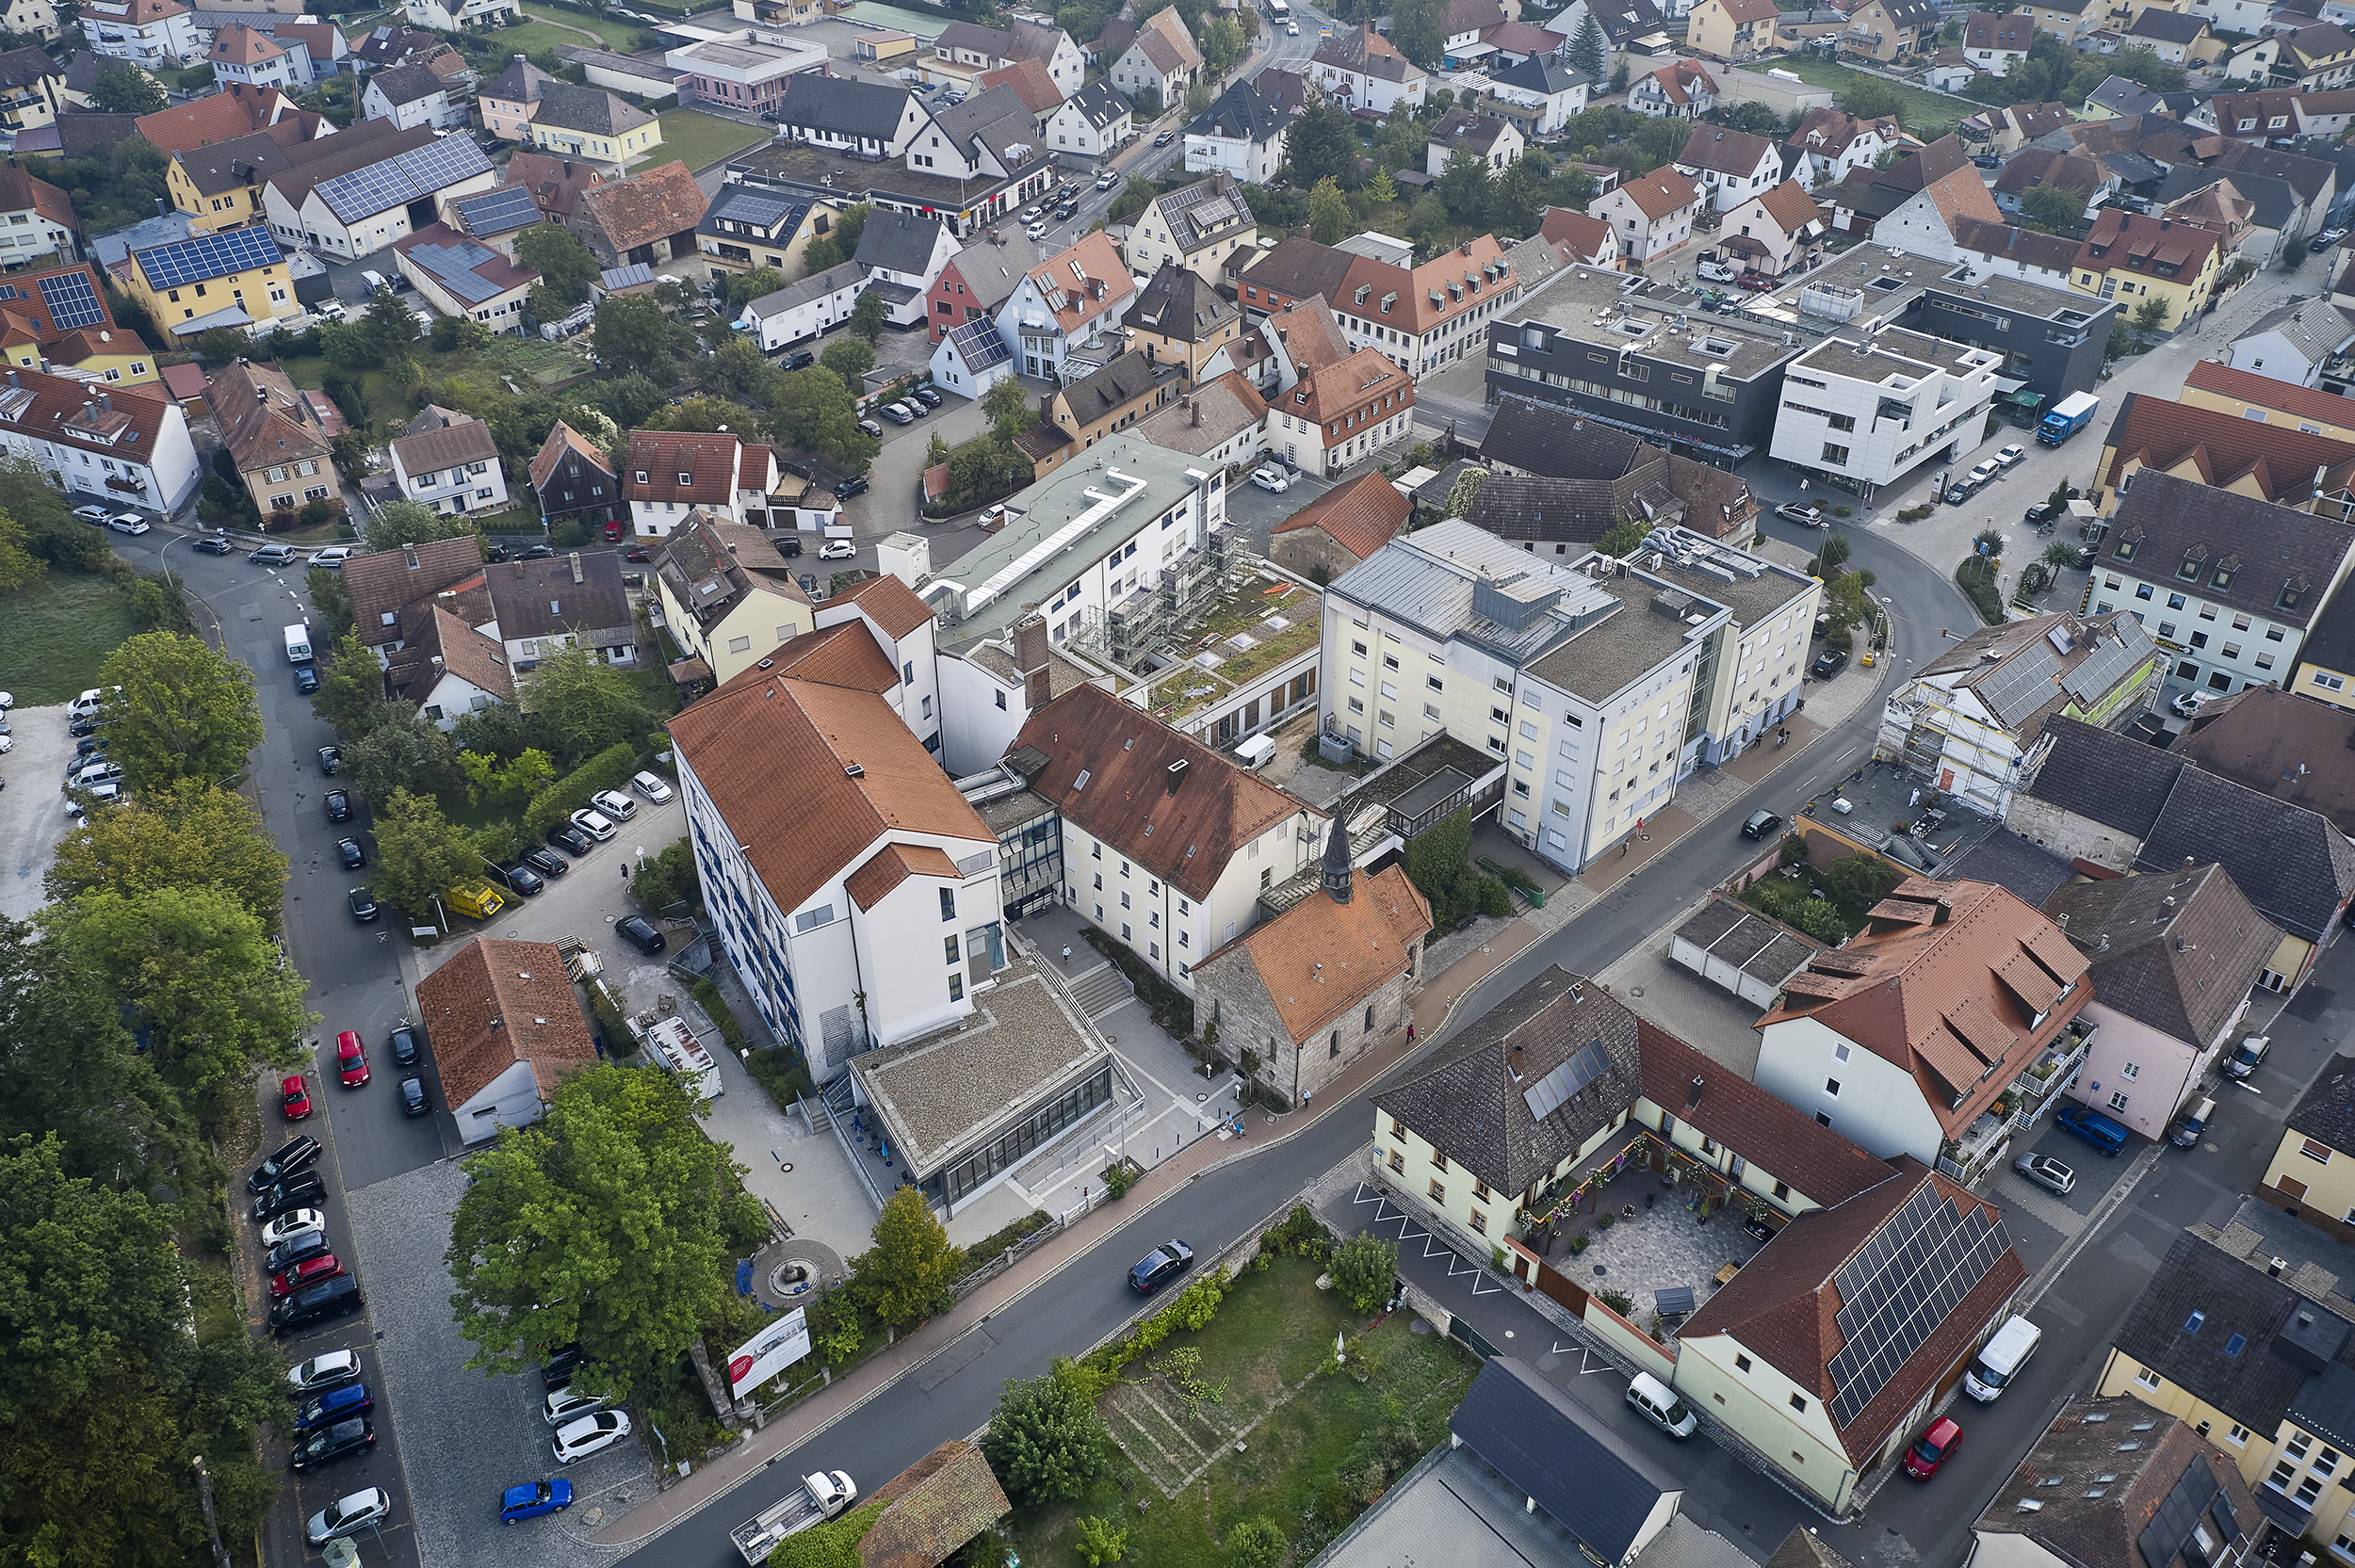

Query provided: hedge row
[523,741,639,838]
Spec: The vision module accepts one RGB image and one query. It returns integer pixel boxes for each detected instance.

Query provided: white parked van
[285,622,313,664]
[1625,1372,1697,1438]
[360,270,390,296]
[1963,1315,2041,1401]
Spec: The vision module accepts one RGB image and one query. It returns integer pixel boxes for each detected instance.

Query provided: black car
[348,886,380,923]
[1053,202,1078,220]
[294,664,319,694]
[68,716,102,737]
[782,349,816,371]
[318,745,341,775]
[289,1418,375,1473]
[267,1230,332,1272]
[1811,647,1848,680]
[325,789,351,823]
[1129,1238,1194,1294]
[483,543,509,563]
[253,1173,328,1222]
[541,1345,583,1392]
[522,847,568,880]
[519,543,555,560]
[75,736,106,757]
[390,1026,423,1068]
[398,1077,429,1118]
[616,915,667,955]
[2024,503,2055,527]
[911,386,942,409]
[834,475,869,499]
[193,534,235,555]
[778,535,802,558]
[336,837,365,871]
[251,1135,323,1192]
[488,862,544,897]
[1741,809,1783,840]
[546,824,592,856]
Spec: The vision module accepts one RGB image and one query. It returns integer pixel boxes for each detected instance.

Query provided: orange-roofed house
[1266,345,1413,477]
[1326,233,1518,376]
[2070,207,2224,332]
[415,939,597,1143]
[667,609,1000,1075]
[1712,178,1827,277]
[1751,876,2093,1180]
[1195,848,1429,1107]
[995,228,1135,380]
[0,261,157,385]
[623,428,783,538]
[1270,470,1410,580]
[1586,168,1700,262]
[1538,205,1621,268]
[2178,357,2355,441]
[1627,58,1717,119]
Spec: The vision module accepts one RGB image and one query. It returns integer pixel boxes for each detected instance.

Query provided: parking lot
[0,702,83,920]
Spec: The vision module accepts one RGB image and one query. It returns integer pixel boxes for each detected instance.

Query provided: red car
[623,544,653,562]
[1904,1416,1962,1479]
[270,1253,345,1300]
[335,1029,369,1088]
[282,1075,313,1121]
[1736,274,1774,292]
[603,519,624,542]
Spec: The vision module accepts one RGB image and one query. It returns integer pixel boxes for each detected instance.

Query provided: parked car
[249,542,299,565]
[2023,503,2055,527]
[819,539,856,559]
[782,349,816,371]
[266,1230,331,1274]
[591,788,638,821]
[305,1488,392,1546]
[911,385,943,408]
[1129,1238,1194,1294]
[193,534,235,555]
[1903,1416,1962,1479]
[522,847,568,880]
[294,664,319,694]
[500,1479,575,1524]
[2170,689,2219,718]
[631,770,674,804]
[855,418,883,438]
[1741,809,1782,840]
[1774,501,1826,525]
[1811,647,1848,679]
[286,1350,362,1394]
[390,1026,423,1068]
[348,886,379,923]
[518,542,555,560]
[1945,479,1973,505]
[2223,1032,2269,1080]
[293,1383,372,1432]
[881,402,915,425]
[547,824,593,856]
[263,1210,328,1250]
[398,1077,430,1117]
[251,1135,322,1192]
[617,914,667,955]
[311,546,357,568]
[2053,1105,2131,1155]
[324,789,351,822]
[335,1029,369,1088]
[290,1418,375,1473]
[623,544,653,562]
[1967,460,2001,487]
[541,1345,583,1391]
[1152,130,1172,146]
[569,808,616,842]
[2014,1153,2074,1195]
[552,1411,634,1463]
[1096,170,1118,189]
[1994,444,2027,469]
[335,837,365,870]
[1250,465,1290,493]
[544,1388,610,1428]
[834,475,869,499]
[282,1075,313,1120]
[71,504,107,525]
[271,1253,346,1300]
[318,745,341,775]
[274,1273,363,1336]
[487,861,544,897]
[2315,227,2349,252]
[253,1174,327,1222]
[1025,220,1046,239]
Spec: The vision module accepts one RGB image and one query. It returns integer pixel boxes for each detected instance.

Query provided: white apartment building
[0,366,202,516]
[1767,324,2001,497]
[1319,521,1732,871]
[83,0,203,67]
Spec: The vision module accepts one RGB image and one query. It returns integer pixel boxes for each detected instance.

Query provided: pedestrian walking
[622,865,629,881]
[1405,1024,1415,1043]
[1062,944,1071,963]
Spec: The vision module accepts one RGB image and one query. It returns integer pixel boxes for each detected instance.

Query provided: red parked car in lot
[335,1029,369,1088]
[1904,1416,1962,1479]
[604,520,624,542]
[270,1253,346,1300]
[282,1075,313,1120]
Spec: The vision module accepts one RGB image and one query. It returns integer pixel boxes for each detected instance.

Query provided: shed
[1448,1357,1683,1568]
[1670,894,1820,1007]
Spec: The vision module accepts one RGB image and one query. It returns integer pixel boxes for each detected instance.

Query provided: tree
[1285,103,1360,191]
[1402,807,1508,927]
[369,786,478,916]
[1308,174,1352,244]
[723,267,784,311]
[0,505,39,596]
[430,313,492,353]
[519,645,658,762]
[849,1186,965,1330]
[192,326,248,364]
[629,838,702,916]
[96,632,265,794]
[309,627,387,737]
[89,60,169,115]
[1366,168,1398,207]
[345,701,464,805]
[0,922,191,1184]
[981,1371,1114,1506]
[359,497,472,553]
[462,747,557,812]
[445,1063,766,1400]
[1443,465,1486,519]
[1437,144,1492,226]
[593,294,674,381]
[1841,75,1901,122]
[2135,294,2173,332]
[832,202,870,261]
[643,395,762,434]
[1939,14,1962,42]
[1184,80,1213,119]
[983,373,1037,442]
[45,779,288,933]
[1329,1232,1397,1314]
[362,287,421,361]
[1108,177,1157,224]
[305,564,354,644]
[1389,0,1446,66]
[1568,14,1607,85]
[1597,518,1647,556]
[769,368,881,472]
[45,887,311,1095]
[849,287,889,344]
[1201,14,1240,71]
[1225,1519,1288,1568]
[517,222,599,307]
[1823,850,1904,918]
[706,334,774,404]
[2018,181,2085,233]
[821,335,876,396]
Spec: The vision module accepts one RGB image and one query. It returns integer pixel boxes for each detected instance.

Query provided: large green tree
[593,294,675,381]
[1568,13,1606,82]
[981,1371,1114,1507]
[820,335,876,397]
[345,700,464,805]
[1284,103,1360,191]
[0,922,190,1183]
[850,1187,965,1331]
[982,374,1037,443]
[44,887,311,1096]
[445,1063,767,1400]
[369,786,478,917]
[89,60,168,115]
[849,287,889,344]
[517,222,600,307]
[96,631,265,794]
[706,334,775,404]
[2018,181,2086,233]
[642,395,763,435]
[309,626,388,738]
[769,367,881,472]
[517,645,658,763]
[1308,175,1352,244]
[359,497,474,553]
[1389,0,1447,65]
[44,779,288,933]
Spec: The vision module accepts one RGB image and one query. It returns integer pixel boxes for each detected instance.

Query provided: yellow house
[2294,583,2355,711]
[2069,207,2223,331]
[1686,0,1784,60]
[2180,357,2355,442]
[164,132,281,233]
[1124,260,1244,384]
[526,83,663,166]
[2259,1051,2355,1241]
[114,224,300,340]
[2097,1216,2355,1552]
[648,511,815,687]
[0,263,158,386]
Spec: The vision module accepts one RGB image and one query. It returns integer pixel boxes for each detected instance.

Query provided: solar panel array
[136,226,283,290]
[2136,1461,2236,1568]
[1972,639,2066,729]
[319,137,493,223]
[407,239,505,304]
[38,270,105,331]
[2063,620,2150,703]
[949,317,1010,370]
[455,186,538,236]
[1826,1183,2011,1429]
[1522,1040,1613,1123]
[714,188,794,230]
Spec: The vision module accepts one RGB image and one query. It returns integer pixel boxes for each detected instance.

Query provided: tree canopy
[770,367,881,472]
[359,497,475,553]
[45,778,288,934]
[89,61,168,115]
[850,1188,965,1331]
[96,632,265,794]
[517,222,599,307]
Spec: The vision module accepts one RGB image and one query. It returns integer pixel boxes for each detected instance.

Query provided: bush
[1955,556,2006,624]
[770,1500,882,1568]
[1226,1518,1287,1568]
[1081,927,1193,1036]
[1259,1204,1331,1261]
[522,740,639,838]
[963,1209,1053,1272]
[1076,1517,1129,1566]
[689,977,746,1050]
[743,1047,812,1109]
[1599,1289,1635,1316]
[1330,1233,1397,1314]
[1101,1159,1136,1199]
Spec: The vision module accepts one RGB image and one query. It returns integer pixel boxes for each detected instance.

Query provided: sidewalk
[582,907,1542,1547]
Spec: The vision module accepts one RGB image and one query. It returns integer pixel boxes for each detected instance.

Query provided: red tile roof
[1538,206,1616,263]
[1272,469,1408,561]
[1616,168,1702,221]
[1203,865,1430,1041]
[1636,1021,1892,1208]
[2183,357,2355,428]
[624,429,749,509]
[827,574,935,641]
[2099,390,2355,505]
[1334,234,1516,338]
[844,841,963,912]
[417,938,598,1108]
[574,159,708,254]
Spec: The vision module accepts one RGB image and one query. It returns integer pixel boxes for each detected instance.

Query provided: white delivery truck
[1963,1315,2042,1401]
[731,1471,857,1562]
[284,622,313,663]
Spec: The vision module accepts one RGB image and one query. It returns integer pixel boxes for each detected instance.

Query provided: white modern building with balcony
[1767,321,2001,498]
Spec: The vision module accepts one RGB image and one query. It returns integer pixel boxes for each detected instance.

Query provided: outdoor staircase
[1062,962,1135,1022]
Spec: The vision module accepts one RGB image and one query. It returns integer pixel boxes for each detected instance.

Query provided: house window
[1825,1077,1841,1097]
[2120,1061,2139,1080]
[1735,1354,1751,1372]
[939,888,956,921]
[2303,1139,2334,1164]
[2136,1367,2162,1391]
[1432,1151,1448,1172]
[1389,1150,1405,1174]
[1469,1208,1487,1235]
[2108,1091,2130,1112]
[1428,1178,1446,1204]
[1790,1393,1808,1413]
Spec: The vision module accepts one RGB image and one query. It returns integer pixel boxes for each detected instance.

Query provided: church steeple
[1321,808,1352,904]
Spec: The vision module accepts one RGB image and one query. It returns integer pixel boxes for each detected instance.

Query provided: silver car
[2015,1153,2075,1195]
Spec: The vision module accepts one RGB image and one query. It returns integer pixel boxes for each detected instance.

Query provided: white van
[285,622,312,664]
[1963,1315,2041,1401]
[359,269,390,296]
[1626,1372,1697,1438]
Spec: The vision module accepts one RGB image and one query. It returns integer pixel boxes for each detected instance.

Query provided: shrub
[522,741,639,838]
[743,1047,812,1109]
[1831,505,1852,517]
[1955,556,2006,624]
[1597,1211,1615,1230]
[1075,1517,1129,1565]
[1081,927,1193,1036]
[963,1209,1053,1272]
[1101,1160,1136,1199]
[1226,1518,1287,1568]
[1330,1233,1397,1314]
[1599,1289,1635,1316]
[1259,1204,1331,1260]
[769,1500,881,1567]
[689,977,746,1050]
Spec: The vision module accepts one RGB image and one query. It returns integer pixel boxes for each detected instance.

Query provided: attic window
[1295,390,1308,404]
[2184,1310,2205,1334]
[2225,1333,2247,1357]
[635,469,649,482]
[2282,576,2308,610]
[1074,768,1090,789]
[678,472,692,485]
[2177,548,2206,582]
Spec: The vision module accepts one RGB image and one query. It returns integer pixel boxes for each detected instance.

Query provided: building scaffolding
[1065,525,1250,672]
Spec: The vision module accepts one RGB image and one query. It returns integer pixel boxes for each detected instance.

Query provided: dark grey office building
[1896,273,2113,420]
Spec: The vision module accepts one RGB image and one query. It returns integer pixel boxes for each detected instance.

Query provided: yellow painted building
[0,264,158,385]
[526,84,663,166]
[2258,1051,2355,1245]
[165,144,272,233]
[116,225,300,339]
[2069,208,2223,332]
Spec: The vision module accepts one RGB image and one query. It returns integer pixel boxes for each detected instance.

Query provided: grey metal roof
[1449,1358,1677,1562]
[2157,165,2298,234]
[1326,519,1619,667]
[1936,830,2073,906]
[2237,298,2355,365]
[772,73,917,141]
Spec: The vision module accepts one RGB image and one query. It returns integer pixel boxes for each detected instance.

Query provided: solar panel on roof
[1973,640,2064,728]
[408,241,504,304]
[136,226,283,290]
[2061,623,2147,703]
[716,190,792,229]
[1521,1040,1612,1123]
[948,316,1011,370]
[38,270,104,331]
[1824,1184,2011,1429]
[397,135,492,194]
[455,186,538,236]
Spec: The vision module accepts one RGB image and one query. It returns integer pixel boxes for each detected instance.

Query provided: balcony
[2012,1020,2096,1122]
[1938,1099,2022,1183]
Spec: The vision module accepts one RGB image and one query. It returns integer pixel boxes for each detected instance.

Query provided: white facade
[936,646,1035,778]
[1674,137,1782,214]
[1047,88,1129,156]
[1768,326,2000,493]
[84,0,204,66]
[402,0,521,29]
[269,165,500,260]
[361,73,463,131]
[736,265,869,351]
[1062,798,1316,983]
[1587,178,1699,261]
[1753,1010,1953,1166]
[411,663,507,734]
[994,267,1134,382]
[930,323,1019,400]
[451,1058,547,1144]
[1486,73,1589,134]
[1314,54,1424,114]
[1184,121,1284,184]
[28,399,202,517]
[391,443,512,517]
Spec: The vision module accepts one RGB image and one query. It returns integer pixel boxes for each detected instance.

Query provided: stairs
[1063,962,1135,1022]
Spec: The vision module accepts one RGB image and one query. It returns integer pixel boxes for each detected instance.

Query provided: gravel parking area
[344,1157,648,1568]
[0,703,86,919]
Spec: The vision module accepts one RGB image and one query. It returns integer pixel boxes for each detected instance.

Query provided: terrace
[1131,571,1322,731]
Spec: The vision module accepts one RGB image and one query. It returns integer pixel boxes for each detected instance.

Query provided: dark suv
[271,1273,364,1336]
[252,1134,323,1191]
[782,348,816,371]
[1129,1238,1194,1294]
[546,824,592,856]
[289,1418,375,1472]
[253,1173,328,1222]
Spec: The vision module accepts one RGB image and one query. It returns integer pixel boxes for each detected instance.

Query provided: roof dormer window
[634,469,649,482]
[678,471,692,484]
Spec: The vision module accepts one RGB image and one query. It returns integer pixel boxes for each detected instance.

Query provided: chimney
[1686,1074,1704,1111]
[98,392,110,411]
[1933,897,1954,924]
[80,399,93,422]
[569,551,583,583]
[1508,1044,1526,1081]
[1165,758,1189,795]
[1192,400,1200,428]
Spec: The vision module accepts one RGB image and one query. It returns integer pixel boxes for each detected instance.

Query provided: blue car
[2053,1106,2131,1156]
[500,1479,574,1524]
[293,1382,372,1431]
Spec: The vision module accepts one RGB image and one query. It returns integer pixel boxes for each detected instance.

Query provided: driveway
[0,702,80,920]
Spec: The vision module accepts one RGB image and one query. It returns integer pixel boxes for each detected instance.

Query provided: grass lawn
[1740,58,1972,139]
[517,3,628,45]
[0,571,142,704]
[657,110,770,173]
[276,333,593,430]
[1010,1255,1479,1568]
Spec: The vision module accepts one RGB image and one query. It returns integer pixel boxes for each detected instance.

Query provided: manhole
[1105,1035,1116,1043]
[777,1161,794,1173]
[1593,1265,1607,1276]
[768,1260,817,1298]
[1196,1092,1208,1102]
